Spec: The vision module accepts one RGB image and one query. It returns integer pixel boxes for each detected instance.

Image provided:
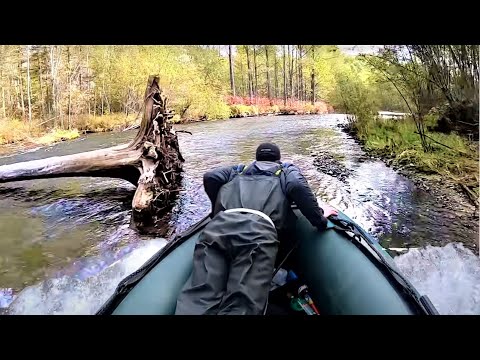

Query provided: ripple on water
[0,114,478,314]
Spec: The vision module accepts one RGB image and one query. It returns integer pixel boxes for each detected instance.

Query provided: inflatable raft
[96,206,439,315]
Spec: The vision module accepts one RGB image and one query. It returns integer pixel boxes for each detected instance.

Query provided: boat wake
[4,239,479,315]
[5,239,166,315]
[394,243,480,315]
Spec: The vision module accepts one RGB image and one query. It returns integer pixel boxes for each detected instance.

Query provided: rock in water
[312,151,354,183]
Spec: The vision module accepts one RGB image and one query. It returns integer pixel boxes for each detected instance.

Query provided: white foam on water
[394,243,480,315]
[6,239,167,315]
[5,234,480,315]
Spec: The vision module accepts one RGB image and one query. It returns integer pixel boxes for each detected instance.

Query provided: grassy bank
[0,114,139,147]
[169,96,334,123]
[0,98,333,148]
[226,96,333,118]
[347,115,479,203]
[0,99,331,148]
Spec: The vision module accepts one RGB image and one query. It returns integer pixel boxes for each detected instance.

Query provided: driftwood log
[0,76,184,235]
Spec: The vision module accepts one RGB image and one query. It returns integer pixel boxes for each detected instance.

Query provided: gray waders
[174,210,279,315]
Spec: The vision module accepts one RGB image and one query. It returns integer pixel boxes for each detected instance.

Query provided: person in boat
[174,142,338,315]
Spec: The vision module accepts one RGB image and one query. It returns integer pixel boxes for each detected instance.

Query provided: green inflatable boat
[96,205,439,315]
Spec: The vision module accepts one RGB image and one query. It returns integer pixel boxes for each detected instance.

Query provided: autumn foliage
[226,96,333,117]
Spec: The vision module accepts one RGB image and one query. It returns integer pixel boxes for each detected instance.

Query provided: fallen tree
[0,76,185,235]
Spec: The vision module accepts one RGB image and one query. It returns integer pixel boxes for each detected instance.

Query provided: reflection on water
[0,114,478,314]
[0,176,143,302]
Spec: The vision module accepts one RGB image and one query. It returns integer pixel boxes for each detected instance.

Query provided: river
[0,114,479,315]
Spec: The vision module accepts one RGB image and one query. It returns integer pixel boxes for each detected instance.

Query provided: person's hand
[322,204,338,218]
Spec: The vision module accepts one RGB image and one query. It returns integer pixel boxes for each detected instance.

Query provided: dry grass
[0,119,42,145]
[35,129,80,145]
[73,114,138,132]
[0,113,139,147]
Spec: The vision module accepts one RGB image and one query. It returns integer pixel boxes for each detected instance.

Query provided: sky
[337,45,383,55]
[217,45,384,57]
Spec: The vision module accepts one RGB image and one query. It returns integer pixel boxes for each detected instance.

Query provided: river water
[0,114,478,315]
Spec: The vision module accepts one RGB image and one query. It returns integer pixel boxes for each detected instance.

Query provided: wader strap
[237,162,285,176]
[224,207,275,228]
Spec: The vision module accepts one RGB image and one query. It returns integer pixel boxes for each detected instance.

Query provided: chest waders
[175,163,287,315]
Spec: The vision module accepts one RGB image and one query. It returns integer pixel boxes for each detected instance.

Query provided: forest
[0,45,406,143]
[0,45,478,202]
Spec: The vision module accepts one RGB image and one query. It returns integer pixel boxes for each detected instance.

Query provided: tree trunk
[298,45,304,102]
[2,86,5,118]
[245,46,253,102]
[253,46,258,99]
[87,51,91,116]
[289,45,294,100]
[18,62,25,119]
[101,79,105,115]
[265,46,271,101]
[283,45,287,106]
[311,46,316,105]
[67,46,72,130]
[239,60,245,97]
[295,45,302,101]
[274,49,278,99]
[26,46,32,124]
[38,47,45,118]
[0,76,184,236]
[228,45,236,97]
[49,46,58,126]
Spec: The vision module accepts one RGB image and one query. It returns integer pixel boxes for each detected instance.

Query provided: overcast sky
[217,45,384,57]
[337,45,383,55]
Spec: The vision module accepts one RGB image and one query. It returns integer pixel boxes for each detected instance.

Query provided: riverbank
[337,116,479,252]
[0,114,140,156]
[0,98,333,152]
[170,96,334,124]
[342,116,478,203]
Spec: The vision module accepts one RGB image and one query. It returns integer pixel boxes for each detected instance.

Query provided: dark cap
[256,143,281,162]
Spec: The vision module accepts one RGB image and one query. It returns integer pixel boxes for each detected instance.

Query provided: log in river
[0,114,479,314]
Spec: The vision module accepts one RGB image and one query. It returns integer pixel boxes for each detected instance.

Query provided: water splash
[394,243,480,315]
[1,114,478,315]
[6,239,166,315]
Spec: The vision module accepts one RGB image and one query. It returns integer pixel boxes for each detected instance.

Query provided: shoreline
[0,111,334,157]
[0,133,80,158]
[337,123,479,253]
[173,109,334,125]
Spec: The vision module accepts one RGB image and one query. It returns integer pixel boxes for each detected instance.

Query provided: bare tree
[274,46,278,99]
[289,45,294,99]
[283,45,287,106]
[239,59,245,97]
[26,45,32,124]
[244,46,253,102]
[311,45,316,104]
[67,46,72,129]
[228,45,236,97]
[18,54,25,118]
[363,48,431,151]
[37,47,45,118]
[253,45,258,98]
[265,46,271,100]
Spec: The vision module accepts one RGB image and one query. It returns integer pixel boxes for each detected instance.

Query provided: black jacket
[203,161,328,231]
